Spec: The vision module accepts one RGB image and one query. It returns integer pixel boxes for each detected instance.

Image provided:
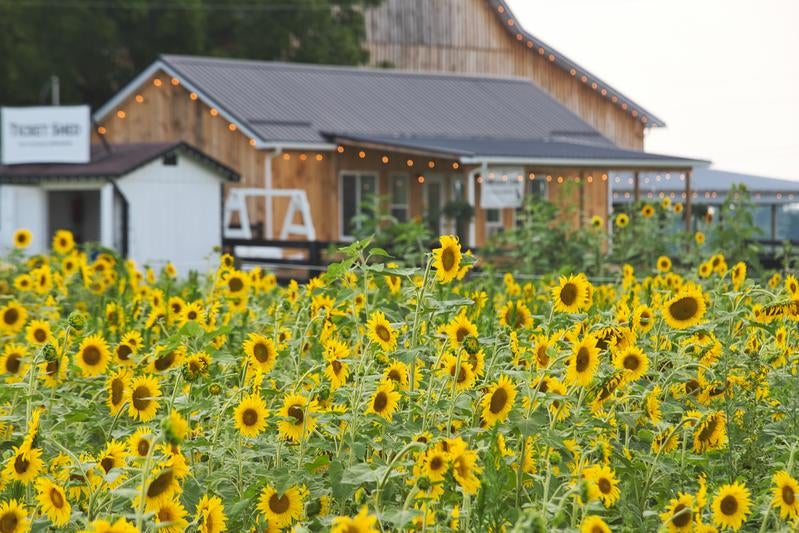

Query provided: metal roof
[488,0,666,128]
[0,142,240,184]
[331,133,707,169]
[97,55,611,147]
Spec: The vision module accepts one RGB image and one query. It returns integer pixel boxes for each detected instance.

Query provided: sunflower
[662,286,706,329]
[96,440,127,480]
[613,345,649,382]
[154,500,188,533]
[421,448,450,481]
[481,375,516,426]
[142,467,179,509]
[11,228,32,249]
[75,334,110,377]
[641,203,655,218]
[448,438,482,495]
[196,494,227,533]
[234,392,268,438]
[660,493,694,532]
[615,213,630,228]
[257,485,304,528]
[366,381,401,421]
[105,369,130,415]
[4,446,43,484]
[632,305,655,334]
[128,428,154,459]
[712,482,751,531]
[439,353,475,392]
[35,477,71,527]
[552,274,590,313]
[222,270,250,297]
[432,235,462,283]
[51,229,75,255]
[693,411,727,453]
[580,515,610,533]
[0,499,28,533]
[366,311,396,352]
[786,275,799,297]
[657,255,672,273]
[565,334,600,387]
[585,464,620,507]
[180,301,205,326]
[324,356,350,390]
[772,470,799,520]
[128,375,161,422]
[25,320,52,345]
[277,394,318,442]
[243,333,277,373]
[151,346,184,373]
[444,313,477,347]
[113,342,136,366]
[0,301,27,334]
[731,262,746,290]
[698,262,712,278]
[498,300,533,329]
[590,215,603,229]
[0,344,28,384]
[331,507,379,533]
[383,360,410,391]
[83,517,139,533]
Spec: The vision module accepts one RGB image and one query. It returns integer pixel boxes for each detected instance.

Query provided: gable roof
[0,141,240,184]
[488,0,666,128]
[97,55,610,150]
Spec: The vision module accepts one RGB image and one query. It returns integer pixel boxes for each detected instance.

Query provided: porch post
[100,183,114,249]
[578,170,585,227]
[633,171,640,202]
[467,164,479,247]
[684,170,692,232]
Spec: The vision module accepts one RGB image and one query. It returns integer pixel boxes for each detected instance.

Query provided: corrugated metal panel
[161,55,606,145]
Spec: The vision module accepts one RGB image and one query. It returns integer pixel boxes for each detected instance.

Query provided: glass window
[776,203,799,241]
[389,175,408,222]
[340,172,377,238]
[753,205,773,239]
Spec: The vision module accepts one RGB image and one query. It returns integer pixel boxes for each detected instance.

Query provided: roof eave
[460,155,710,169]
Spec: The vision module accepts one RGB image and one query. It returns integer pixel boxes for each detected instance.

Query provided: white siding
[0,185,47,254]
[117,154,223,274]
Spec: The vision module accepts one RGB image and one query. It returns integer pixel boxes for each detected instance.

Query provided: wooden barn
[93,53,703,249]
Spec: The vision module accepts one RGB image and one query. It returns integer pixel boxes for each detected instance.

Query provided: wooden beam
[578,170,585,227]
[684,170,692,232]
[633,171,640,202]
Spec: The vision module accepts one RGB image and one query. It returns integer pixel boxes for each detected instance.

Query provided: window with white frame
[389,174,409,222]
[515,176,548,227]
[485,208,503,237]
[340,172,377,239]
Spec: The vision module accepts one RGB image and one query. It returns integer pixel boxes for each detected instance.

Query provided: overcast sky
[507,0,799,181]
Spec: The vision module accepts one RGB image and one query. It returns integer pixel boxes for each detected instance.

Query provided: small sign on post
[1,105,90,164]
[480,167,525,209]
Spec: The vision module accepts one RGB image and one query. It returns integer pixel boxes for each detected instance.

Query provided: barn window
[340,172,377,239]
[162,152,178,166]
[389,174,409,222]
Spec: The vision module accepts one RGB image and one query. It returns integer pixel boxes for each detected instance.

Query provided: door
[424,175,443,235]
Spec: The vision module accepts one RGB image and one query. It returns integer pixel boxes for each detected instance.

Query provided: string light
[557,176,564,184]
[315,154,324,161]
[97,126,107,135]
[528,172,536,180]
[406,159,414,167]
[546,175,552,182]
[228,123,236,132]
[587,175,593,183]
[249,139,256,147]
[299,153,307,161]
[282,153,291,160]
[381,155,389,164]
[477,176,483,184]
[210,108,219,117]
[135,94,144,103]
[358,150,366,159]
[417,175,425,183]
[336,145,344,153]
[116,110,126,119]
[189,92,198,101]
[153,79,162,87]
[602,174,608,181]
[452,162,460,170]
[427,160,435,169]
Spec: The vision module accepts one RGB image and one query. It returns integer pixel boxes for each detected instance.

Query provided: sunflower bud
[305,499,321,518]
[416,476,431,491]
[161,411,188,446]
[510,510,547,533]
[208,383,222,396]
[576,478,591,503]
[42,342,58,362]
[68,311,87,331]
[462,335,480,355]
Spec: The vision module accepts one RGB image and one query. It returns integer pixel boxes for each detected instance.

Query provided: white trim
[94,61,164,122]
[459,156,710,169]
[259,142,337,151]
[100,184,114,248]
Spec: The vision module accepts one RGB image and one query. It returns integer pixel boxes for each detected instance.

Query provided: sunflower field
[2,228,799,533]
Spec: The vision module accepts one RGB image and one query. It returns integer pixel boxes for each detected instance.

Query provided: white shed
[0,142,239,273]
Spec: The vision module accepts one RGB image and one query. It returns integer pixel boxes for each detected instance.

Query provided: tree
[0,0,382,109]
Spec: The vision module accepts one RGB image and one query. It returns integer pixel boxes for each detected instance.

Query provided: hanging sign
[1,105,90,164]
[480,167,525,208]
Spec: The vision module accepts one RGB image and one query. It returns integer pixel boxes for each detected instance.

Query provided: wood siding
[364,0,646,149]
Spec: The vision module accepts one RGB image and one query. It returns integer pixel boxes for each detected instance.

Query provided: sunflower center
[669,296,699,321]
[560,283,578,306]
[331,360,343,373]
[117,344,132,361]
[639,312,651,325]
[253,343,270,363]
[456,365,468,384]
[132,385,152,410]
[157,507,174,522]
[147,470,174,498]
[441,248,456,271]
[430,456,443,471]
[228,277,244,292]
[242,408,259,426]
[46,359,59,376]
[685,379,700,396]
[3,308,19,325]
[720,494,738,515]
[373,391,388,412]
[575,347,590,372]
[697,417,718,443]
[137,439,150,456]
[671,503,691,527]
[34,328,47,342]
[5,354,20,374]
[536,348,550,367]
[288,405,304,424]
[783,485,796,505]
[13,454,29,474]
[111,378,125,405]
[154,351,176,371]
[0,512,18,533]
[83,346,101,366]
[597,477,611,494]
[269,493,290,514]
[623,354,640,371]
[538,379,549,393]
[489,387,508,414]
[590,527,604,533]
[375,325,391,342]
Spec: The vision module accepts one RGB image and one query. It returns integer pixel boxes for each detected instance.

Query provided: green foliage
[708,184,763,271]
[0,0,383,108]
